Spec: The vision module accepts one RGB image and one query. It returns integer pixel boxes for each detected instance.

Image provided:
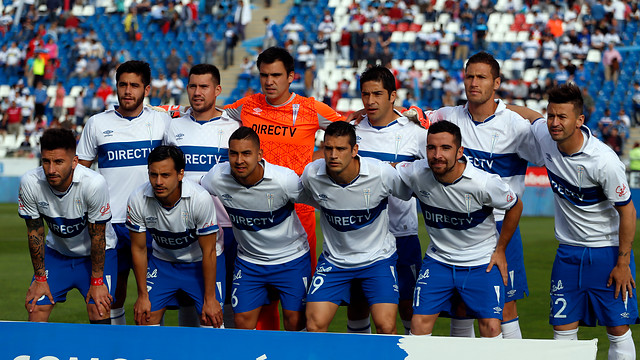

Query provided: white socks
[608,329,635,360]
[110,308,126,325]
[501,318,522,339]
[554,328,578,340]
[402,320,412,335]
[347,317,372,334]
[450,318,476,337]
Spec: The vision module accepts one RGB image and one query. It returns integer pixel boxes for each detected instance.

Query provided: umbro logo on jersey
[221,194,233,201]
[621,312,630,319]
[252,107,263,114]
[38,201,49,209]
[102,130,114,137]
[317,194,329,202]
[545,153,553,162]
[356,136,362,142]
[507,289,517,296]
[145,216,158,224]
[175,133,185,141]
[419,190,431,198]
[493,306,503,314]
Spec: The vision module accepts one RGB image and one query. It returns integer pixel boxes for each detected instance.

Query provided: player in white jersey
[126,145,222,327]
[201,127,310,330]
[19,129,117,324]
[77,60,171,325]
[301,121,413,334]
[424,52,541,339]
[163,63,240,327]
[396,120,523,337]
[347,66,428,335]
[520,84,637,359]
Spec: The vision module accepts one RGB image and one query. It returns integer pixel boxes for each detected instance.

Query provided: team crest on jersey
[102,130,113,137]
[363,188,371,210]
[292,104,300,126]
[221,194,233,201]
[181,210,189,226]
[464,194,472,217]
[266,193,274,212]
[75,198,83,214]
[576,165,585,191]
[252,107,263,114]
[616,184,629,197]
[489,133,499,156]
[38,201,49,210]
[175,133,185,141]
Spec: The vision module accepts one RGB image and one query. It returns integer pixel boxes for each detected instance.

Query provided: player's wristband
[34,275,47,283]
[91,277,104,286]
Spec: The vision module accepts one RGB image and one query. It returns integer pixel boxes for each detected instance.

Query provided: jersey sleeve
[297,163,320,208]
[599,154,632,206]
[424,107,449,126]
[483,174,518,211]
[381,161,413,201]
[18,172,39,219]
[85,173,112,224]
[416,128,428,159]
[395,160,415,191]
[76,115,98,161]
[200,164,221,196]
[223,97,248,123]
[125,189,146,233]
[513,114,544,166]
[193,187,219,236]
[315,99,346,129]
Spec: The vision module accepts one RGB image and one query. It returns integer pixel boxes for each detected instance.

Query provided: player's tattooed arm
[25,218,45,276]
[88,222,106,278]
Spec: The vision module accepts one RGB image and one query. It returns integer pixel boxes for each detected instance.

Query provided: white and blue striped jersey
[397,158,518,266]
[77,106,171,223]
[125,179,219,262]
[18,165,117,257]
[531,120,632,247]
[163,108,240,233]
[426,100,541,220]
[300,156,413,268]
[353,113,427,237]
[201,160,309,265]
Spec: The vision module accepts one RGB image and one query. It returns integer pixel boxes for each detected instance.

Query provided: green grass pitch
[1,202,638,358]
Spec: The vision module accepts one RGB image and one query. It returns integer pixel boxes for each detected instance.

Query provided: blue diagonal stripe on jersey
[97,140,162,168]
[179,145,229,172]
[321,198,388,232]
[357,150,418,163]
[225,202,295,231]
[418,201,492,230]
[463,148,528,178]
[42,214,88,238]
[546,169,607,206]
[148,228,198,250]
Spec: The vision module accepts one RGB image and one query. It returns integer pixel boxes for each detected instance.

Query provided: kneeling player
[127,145,223,327]
[396,121,523,337]
[19,128,117,323]
[201,127,310,330]
[301,121,413,334]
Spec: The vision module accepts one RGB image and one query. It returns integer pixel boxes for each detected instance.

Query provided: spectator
[522,33,541,69]
[182,0,199,30]
[105,89,118,111]
[510,46,525,80]
[582,88,595,124]
[33,81,49,121]
[5,42,21,76]
[339,27,351,62]
[124,8,139,41]
[318,14,335,38]
[540,35,557,68]
[233,0,251,41]
[512,79,529,100]
[615,108,631,129]
[603,27,622,45]
[602,42,622,84]
[263,17,278,50]
[167,72,184,105]
[203,33,218,65]
[74,89,86,127]
[15,134,33,157]
[52,82,65,121]
[150,72,168,104]
[3,100,22,137]
[454,24,472,61]
[166,48,181,76]
[313,32,329,70]
[296,39,314,70]
[604,126,623,155]
[179,54,194,78]
[86,57,101,78]
[632,82,640,127]
[282,16,304,45]
[365,44,379,68]
[473,17,488,50]
[240,56,254,75]
[223,22,237,69]
[42,58,57,87]
[590,28,606,50]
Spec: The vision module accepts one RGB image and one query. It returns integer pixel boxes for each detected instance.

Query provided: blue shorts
[147,255,224,313]
[549,245,639,327]
[231,253,311,313]
[413,255,505,320]
[165,253,225,309]
[496,222,528,302]
[307,254,399,306]
[113,223,152,273]
[32,247,117,305]
[395,234,422,301]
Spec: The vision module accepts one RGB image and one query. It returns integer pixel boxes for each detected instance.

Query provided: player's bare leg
[477,318,502,338]
[606,325,635,359]
[27,304,54,322]
[137,308,166,326]
[370,303,398,334]
[501,300,522,338]
[306,301,340,332]
[282,309,305,331]
[410,313,439,335]
[235,307,262,329]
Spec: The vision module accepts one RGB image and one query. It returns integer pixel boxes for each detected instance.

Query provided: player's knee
[28,305,53,322]
[305,313,328,332]
[234,312,257,329]
[87,305,110,322]
[375,321,396,334]
[607,325,630,337]
[283,311,305,331]
[478,319,501,337]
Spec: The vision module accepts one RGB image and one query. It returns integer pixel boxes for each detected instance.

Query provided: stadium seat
[336,98,350,113]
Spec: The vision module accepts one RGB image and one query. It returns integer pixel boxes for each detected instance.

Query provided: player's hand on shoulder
[346,108,366,124]
[86,282,113,318]
[25,280,54,312]
[201,298,223,328]
[608,263,636,300]
[134,294,152,325]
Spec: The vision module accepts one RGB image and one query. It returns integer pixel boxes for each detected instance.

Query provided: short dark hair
[360,65,396,99]
[547,84,584,116]
[324,121,356,148]
[466,52,500,80]
[40,128,76,153]
[147,145,185,172]
[189,63,221,85]
[116,60,151,87]
[229,126,261,147]
[257,47,295,75]
[428,120,462,148]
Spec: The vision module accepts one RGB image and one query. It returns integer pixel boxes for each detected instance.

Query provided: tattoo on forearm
[88,223,106,276]
[619,250,631,257]
[25,218,45,276]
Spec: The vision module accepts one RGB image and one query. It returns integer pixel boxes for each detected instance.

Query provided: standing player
[19,128,117,323]
[201,127,310,331]
[525,84,637,359]
[163,63,240,326]
[351,66,427,334]
[396,120,523,337]
[224,46,345,329]
[424,52,541,338]
[77,60,171,325]
[300,121,413,334]
[126,145,223,327]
